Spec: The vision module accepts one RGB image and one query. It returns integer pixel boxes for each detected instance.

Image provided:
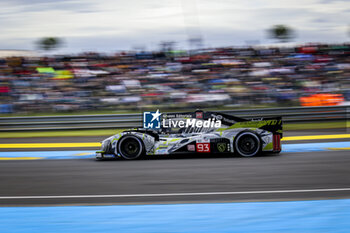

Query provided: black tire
[117,135,144,160]
[234,131,261,157]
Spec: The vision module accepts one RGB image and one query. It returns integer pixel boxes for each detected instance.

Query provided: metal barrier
[0,106,348,131]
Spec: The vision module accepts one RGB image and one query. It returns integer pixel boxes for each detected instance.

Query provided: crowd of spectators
[0,43,350,114]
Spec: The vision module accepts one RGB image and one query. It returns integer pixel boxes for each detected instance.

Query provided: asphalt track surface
[0,129,350,206]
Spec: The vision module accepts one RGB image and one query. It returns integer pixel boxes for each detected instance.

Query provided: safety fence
[0,105,348,131]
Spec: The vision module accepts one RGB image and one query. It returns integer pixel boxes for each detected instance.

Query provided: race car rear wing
[249,116,283,138]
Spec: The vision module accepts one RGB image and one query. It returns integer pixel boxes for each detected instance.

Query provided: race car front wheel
[117,135,144,160]
[234,131,261,157]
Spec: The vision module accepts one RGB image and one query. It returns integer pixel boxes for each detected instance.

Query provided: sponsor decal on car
[217,143,227,152]
[187,144,195,151]
[196,112,203,119]
[196,143,211,153]
[156,149,168,154]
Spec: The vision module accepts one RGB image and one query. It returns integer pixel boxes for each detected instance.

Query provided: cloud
[1,0,97,14]
[0,0,349,52]
[318,0,350,3]
[312,18,329,23]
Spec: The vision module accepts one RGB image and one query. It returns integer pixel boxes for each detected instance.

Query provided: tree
[268,25,294,43]
[37,37,62,51]
[159,41,175,52]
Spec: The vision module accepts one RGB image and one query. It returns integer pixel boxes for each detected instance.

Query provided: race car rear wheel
[234,131,261,157]
[117,135,144,160]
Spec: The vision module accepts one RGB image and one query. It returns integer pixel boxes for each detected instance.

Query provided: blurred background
[1,2,350,231]
[0,0,350,115]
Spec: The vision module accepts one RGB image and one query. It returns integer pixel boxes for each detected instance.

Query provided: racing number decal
[196,143,211,153]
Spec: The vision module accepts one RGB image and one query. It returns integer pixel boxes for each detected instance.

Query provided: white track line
[1,188,350,199]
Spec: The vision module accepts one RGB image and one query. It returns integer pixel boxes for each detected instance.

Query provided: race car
[96,110,282,160]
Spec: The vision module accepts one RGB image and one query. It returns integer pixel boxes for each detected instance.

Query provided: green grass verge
[0,129,125,138]
[0,104,296,118]
[0,121,348,138]
[283,121,349,131]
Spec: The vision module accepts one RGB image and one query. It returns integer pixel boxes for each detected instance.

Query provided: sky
[0,0,349,53]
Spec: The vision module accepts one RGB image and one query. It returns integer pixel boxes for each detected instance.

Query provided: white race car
[96,110,282,160]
